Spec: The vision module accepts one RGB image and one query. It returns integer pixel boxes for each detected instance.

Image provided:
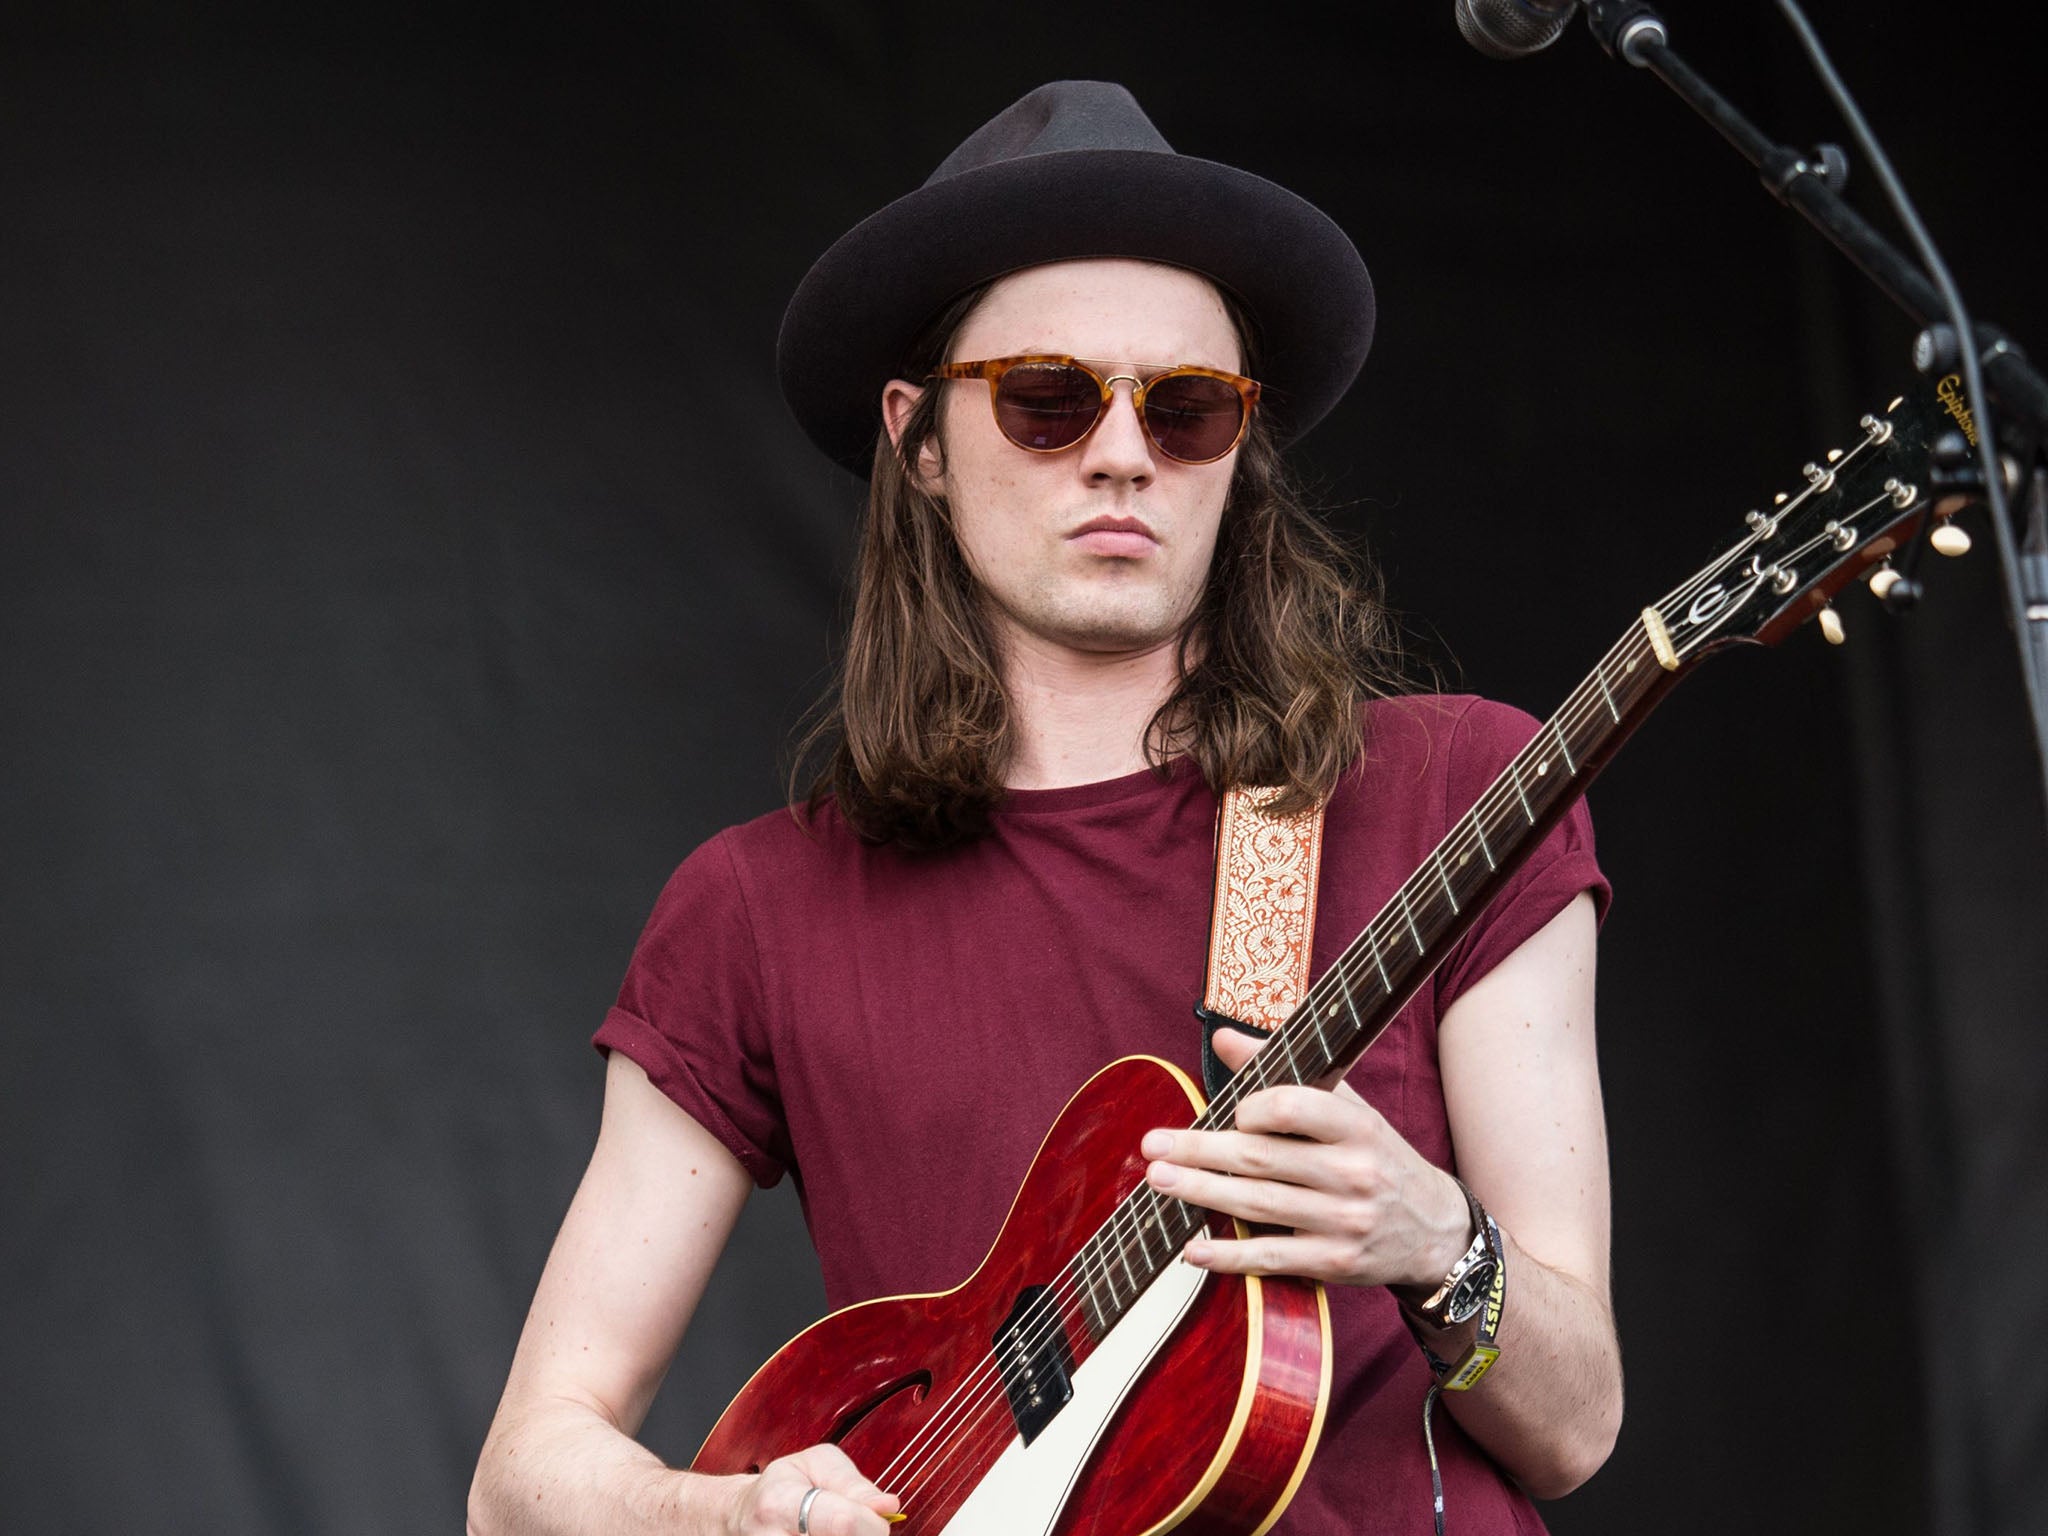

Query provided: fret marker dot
[1535,761,1548,776]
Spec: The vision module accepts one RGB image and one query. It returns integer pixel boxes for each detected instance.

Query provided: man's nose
[1080,377,1155,481]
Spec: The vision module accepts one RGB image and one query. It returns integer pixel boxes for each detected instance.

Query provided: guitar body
[693,1056,1332,1536]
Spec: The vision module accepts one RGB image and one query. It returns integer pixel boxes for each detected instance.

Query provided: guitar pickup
[992,1284,1075,1444]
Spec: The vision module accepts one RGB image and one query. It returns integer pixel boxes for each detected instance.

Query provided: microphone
[1454,0,1577,58]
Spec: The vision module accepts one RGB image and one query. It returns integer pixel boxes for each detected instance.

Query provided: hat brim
[778,148,1375,477]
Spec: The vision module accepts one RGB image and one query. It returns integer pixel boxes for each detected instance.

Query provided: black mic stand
[1575,0,2048,817]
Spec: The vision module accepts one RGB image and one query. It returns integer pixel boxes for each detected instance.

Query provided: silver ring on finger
[797,1486,824,1536]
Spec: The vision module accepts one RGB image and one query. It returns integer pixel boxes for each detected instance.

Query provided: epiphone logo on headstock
[1937,373,1978,447]
[1687,584,1731,625]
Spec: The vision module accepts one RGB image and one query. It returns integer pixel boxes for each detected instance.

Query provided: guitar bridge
[993,1284,1075,1444]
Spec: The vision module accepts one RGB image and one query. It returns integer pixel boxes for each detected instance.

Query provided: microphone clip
[1585,0,1669,63]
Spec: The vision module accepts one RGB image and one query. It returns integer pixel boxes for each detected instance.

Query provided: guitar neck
[1066,606,1689,1342]
[1208,609,1684,1116]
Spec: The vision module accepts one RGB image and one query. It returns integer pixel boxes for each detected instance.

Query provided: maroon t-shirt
[597,694,1609,1535]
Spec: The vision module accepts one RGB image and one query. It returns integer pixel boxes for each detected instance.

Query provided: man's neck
[1000,628,1184,790]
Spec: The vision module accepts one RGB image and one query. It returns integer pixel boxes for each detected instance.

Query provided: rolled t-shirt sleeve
[1433,698,1611,1015]
[594,832,790,1187]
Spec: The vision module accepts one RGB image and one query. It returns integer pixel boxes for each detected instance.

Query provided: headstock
[1652,379,1956,665]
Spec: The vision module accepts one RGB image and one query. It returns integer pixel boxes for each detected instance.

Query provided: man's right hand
[723,1446,899,1536]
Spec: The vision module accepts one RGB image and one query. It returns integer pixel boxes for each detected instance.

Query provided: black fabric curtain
[3,6,2042,1532]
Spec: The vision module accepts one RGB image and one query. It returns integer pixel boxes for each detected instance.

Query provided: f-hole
[828,1371,934,1446]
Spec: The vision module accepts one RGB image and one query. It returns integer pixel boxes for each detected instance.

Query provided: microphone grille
[1454,0,1575,59]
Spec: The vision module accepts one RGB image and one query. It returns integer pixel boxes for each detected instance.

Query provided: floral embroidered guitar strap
[1197,785,1327,1100]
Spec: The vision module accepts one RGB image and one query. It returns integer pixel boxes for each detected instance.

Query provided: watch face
[1442,1258,1498,1327]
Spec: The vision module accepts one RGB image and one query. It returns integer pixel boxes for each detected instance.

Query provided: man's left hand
[1140,1028,1470,1293]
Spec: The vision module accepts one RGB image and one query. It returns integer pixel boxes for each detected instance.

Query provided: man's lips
[1067,515,1157,556]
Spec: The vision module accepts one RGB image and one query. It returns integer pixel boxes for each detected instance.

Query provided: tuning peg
[1818,604,1846,645]
[1931,519,1972,557]
[1868,562,1902,598]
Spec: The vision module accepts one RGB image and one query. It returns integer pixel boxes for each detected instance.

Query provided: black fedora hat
[778,80,1375,477]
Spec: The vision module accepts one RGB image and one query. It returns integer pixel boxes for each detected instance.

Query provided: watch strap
[1408,1177,1489,1327]
[1439,1214,1504,1391]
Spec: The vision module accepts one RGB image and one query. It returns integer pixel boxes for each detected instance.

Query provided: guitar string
[865,625,1663,1508]
[870,612,1700,1510]
[869,619,1681,1510]
[865,449,1898,1509]
[874,614,1699,1513]
[797,436,1904,1518]
[879,563,1774,1504]
[888,446,1912,1508]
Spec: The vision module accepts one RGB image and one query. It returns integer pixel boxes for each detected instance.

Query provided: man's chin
[987,583,1200,663]
[1019,613,1188,661]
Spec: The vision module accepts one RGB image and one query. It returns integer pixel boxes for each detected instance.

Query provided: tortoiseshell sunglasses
[930,355,1262,466]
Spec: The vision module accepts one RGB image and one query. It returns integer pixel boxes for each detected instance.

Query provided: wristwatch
[1406,1180,1498,1329]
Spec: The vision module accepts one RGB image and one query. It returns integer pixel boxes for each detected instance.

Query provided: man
[470,81,1621,1536]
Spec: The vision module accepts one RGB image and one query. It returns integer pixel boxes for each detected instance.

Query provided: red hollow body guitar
[693,386,1952,1535]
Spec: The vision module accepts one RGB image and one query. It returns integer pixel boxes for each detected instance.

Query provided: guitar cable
[1407,1204,1507,1536]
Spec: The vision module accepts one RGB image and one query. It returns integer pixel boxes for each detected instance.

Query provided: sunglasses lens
[992,363,1103,451]
[1141,373,1246,463]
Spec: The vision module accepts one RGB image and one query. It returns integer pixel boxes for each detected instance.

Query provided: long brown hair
[792,279,1408,851]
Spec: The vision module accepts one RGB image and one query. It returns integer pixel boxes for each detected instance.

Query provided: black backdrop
[2,5,2044,1533]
